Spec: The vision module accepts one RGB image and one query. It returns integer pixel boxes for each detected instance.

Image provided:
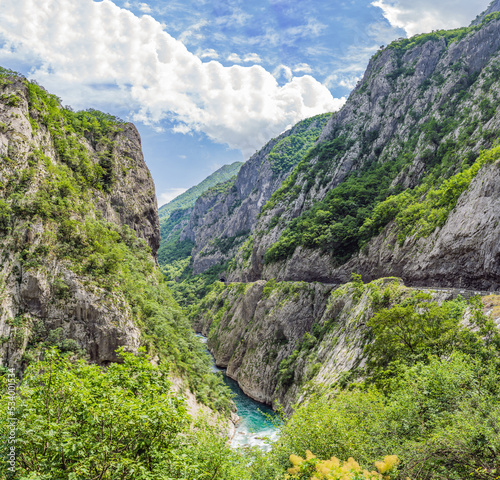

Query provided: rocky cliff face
[194,278,488,414]
[183,10,500,415]
[193,281,334,409]
[0,75,160,368]
[228,13,500,290]
[471,0,500,25]
[180,114,331,274]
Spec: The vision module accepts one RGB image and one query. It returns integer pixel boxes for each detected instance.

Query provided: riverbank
[196,334,279,450]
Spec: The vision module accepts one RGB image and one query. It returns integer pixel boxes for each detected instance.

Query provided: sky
[0,0,492,206]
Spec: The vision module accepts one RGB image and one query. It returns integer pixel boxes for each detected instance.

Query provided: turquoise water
[222,374,279,450]
[196,334,279,450]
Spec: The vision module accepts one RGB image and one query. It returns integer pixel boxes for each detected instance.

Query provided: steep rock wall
[0,76,159,367]
[180,114,331,274]
[194,278,495,415]
[229,14,500,290]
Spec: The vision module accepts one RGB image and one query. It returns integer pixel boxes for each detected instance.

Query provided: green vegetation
[0,75,233,413]
[26,82,123,192]
[265,135,500,265]
[248,278,500,480]
[267,114,332,175]
[200,175,238,199]
[375,11,500,62]
[157,204,234,308]
[158,162,243,219]
[264,153,406,264]
[157,207,194,275]
[256,353,500,480]
[202,231,250,257]
[0,349,247,480]
[166,262,230,308]
[260,134,355,217]
[286,451,398,480]
[361,144,500,244]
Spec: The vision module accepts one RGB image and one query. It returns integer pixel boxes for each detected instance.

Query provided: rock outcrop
[0,75,159,367]
[471,0,500,25]
[228,13,500,290]
[180,114,331,274]
[194,278,484,414]
[185,10,500,414]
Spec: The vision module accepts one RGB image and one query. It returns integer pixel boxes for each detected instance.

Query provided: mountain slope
[183,7,500,413]
[0,70,232,416]
[471,0,500,25]
[227,12,500,290]
[158,161,243,220]
[179,113,332,274]
[157,162,243,284]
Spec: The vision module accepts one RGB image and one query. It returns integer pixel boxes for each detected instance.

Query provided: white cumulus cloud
[293,63,312,74]
[199,48,219,60]
[372,0,491,37]
[227,53,243,63]
[0,0,343,158]
[242,53,262,64]
[138,2,151,14]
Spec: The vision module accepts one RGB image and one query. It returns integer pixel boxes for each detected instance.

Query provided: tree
[0,349,248,480]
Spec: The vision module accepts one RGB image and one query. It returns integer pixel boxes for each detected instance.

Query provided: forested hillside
[0,69,244,479]
[158,4,500,479]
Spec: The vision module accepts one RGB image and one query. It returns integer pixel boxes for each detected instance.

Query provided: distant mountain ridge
[158,161,243,220]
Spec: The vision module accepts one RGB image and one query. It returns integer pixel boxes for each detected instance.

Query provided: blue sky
[0,0,491,206]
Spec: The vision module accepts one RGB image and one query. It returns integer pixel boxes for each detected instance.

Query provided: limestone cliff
[180,114,331,274]
[163,8,500,416]
[471,0,500,25]
[228,12,500,290]
[194,278,499,414]
[0,74,160,368]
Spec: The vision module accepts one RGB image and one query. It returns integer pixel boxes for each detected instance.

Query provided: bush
[0,349,249,480]
[287,451,399,480]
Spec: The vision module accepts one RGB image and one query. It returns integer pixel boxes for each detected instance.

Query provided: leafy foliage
[0,350,247,480]
[254,354,500,480]
[267,114,332,175]
[265,156,407,264]
[365,291,467,374]
[265,138,500,265]
[362,144,500,244]
[0,75,233,414]
[286,451,398,480]
[27,82,124,192]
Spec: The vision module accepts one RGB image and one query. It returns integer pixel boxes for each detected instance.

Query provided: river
[196,334,279,450]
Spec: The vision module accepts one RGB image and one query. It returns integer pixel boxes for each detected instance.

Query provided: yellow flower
[383,456,399,470]
[374,455,400,476]
[344,458,361,472]
[316,462,331,477]
[290,454,304,466]
[306,450,316,461]
[321,457,340,471]
[287,466,300,476]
